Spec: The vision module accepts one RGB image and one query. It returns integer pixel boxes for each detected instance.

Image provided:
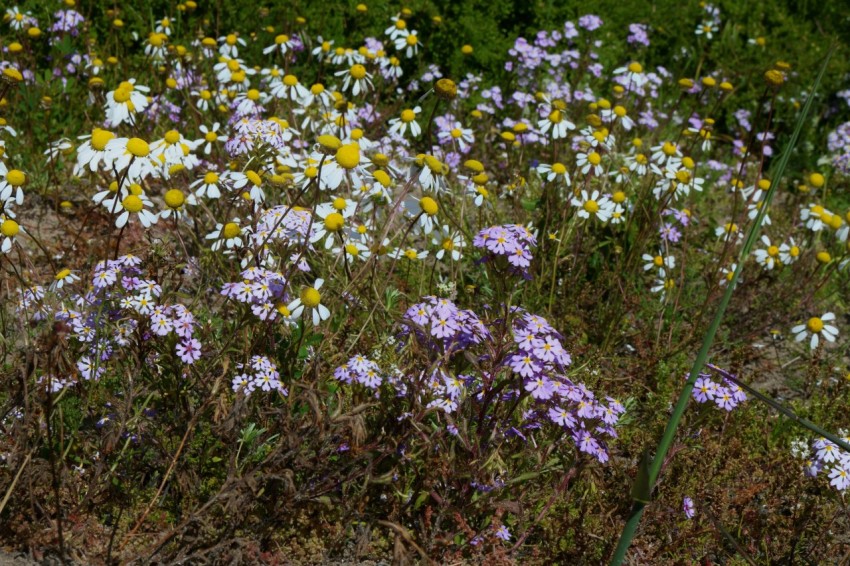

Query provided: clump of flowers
[339,297,624,464]
[692,365,747,411]
[473,224,537,278]
[232,355,287,396]
[791,433,850,492]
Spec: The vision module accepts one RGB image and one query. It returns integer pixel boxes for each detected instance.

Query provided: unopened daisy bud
[435,78,457,100]
[318,134,342,151]
[500,131,516,142]
[816,251,831,264]
[764,69,784,87]
[513,122,528,133]
[701,76,716,87]
[2,68,23,84]
[472,172,488,184]
[719,81,733,91]
[373,170,391,187]
[461,44,473,55]
[356,3,367,12]
[678,78,694,90]
[586,114,602,127]
[464,159,484,173]
[809,173,825,188]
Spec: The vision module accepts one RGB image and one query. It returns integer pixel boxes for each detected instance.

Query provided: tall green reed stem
[609,49,834,566]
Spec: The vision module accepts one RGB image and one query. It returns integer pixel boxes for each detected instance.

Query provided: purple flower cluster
[221,267,290,322]
[50,9,85,36]
[508,311,622,462]
[402,296,489,351]
[232,355,287,395]
[53,255,204,380]
[473,224,536,278]
[627,23,650,46]
[793,433,850,491]
[691,369,747,411]
[334,354,385,389]
[827,121,850,173]
[359,298,625,463]
[225,118,290,156]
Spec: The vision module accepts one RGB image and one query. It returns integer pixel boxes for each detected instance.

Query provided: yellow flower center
[587,152,601,166]
[333,197,347,211]
[113,87,132,103]
[551,163,567,175]
[628,62,643,73]
[91,128,114,151]
[400,109,416,122]
[807,317,824,333]
[275,34,290,45]
[164,189,185,209]
[324,212,344,232]
[6,170,26,187]
[767,245,779,257]
[0,219,20,237]
[301,287,321,307]
[653,255,664,267]
[122,195,143,213]
[350,64,367,80]
[336,143,361,169]
[126,138,150,157]
[548,109,563,124]
[583,200,600,214]
[420,196,439,216]
[55,268,72,280]
[222,222,241,239]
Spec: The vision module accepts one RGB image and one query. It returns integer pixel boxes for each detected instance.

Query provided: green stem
[609,49,833,566]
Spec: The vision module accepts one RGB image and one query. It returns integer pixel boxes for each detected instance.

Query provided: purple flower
[627,23,650,46]
[659,223,681,243]
[683,497,695,519]
[494,525,511,541]
[578,14,604,31]
[176,338,202,364]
